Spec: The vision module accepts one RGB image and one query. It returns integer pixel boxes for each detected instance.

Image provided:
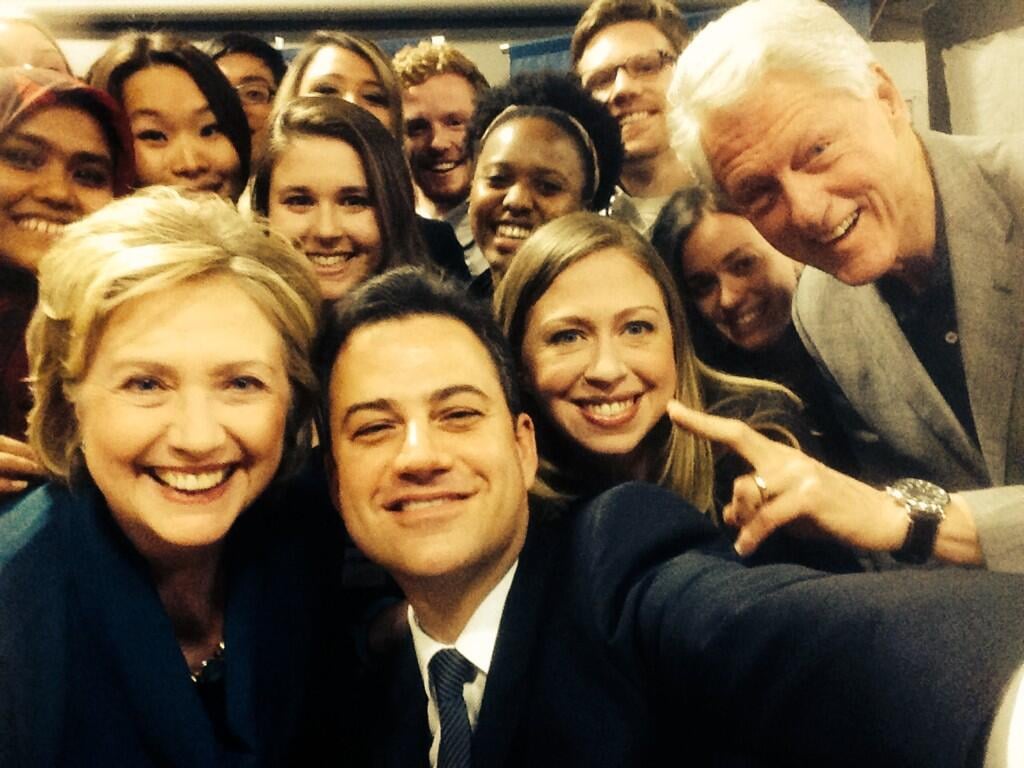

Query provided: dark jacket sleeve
[572,482,1024,768]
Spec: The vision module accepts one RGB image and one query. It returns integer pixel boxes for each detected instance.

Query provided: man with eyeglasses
[571,0,694,235]
[209,33,285,165]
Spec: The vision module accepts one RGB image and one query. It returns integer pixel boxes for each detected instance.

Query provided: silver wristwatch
[886,478,950,564]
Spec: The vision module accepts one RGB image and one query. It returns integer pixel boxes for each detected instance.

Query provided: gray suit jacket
[794,130,1024,572]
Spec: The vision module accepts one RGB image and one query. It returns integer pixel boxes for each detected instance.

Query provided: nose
[167,390,226,456]
[33,160,75,211]
[170,135,211,180]
[780,173,826,233]
[312,202,344,242]
[718,276,744,311]
[392,419,453,481]
[608,65,639,105]
[502,180,534,213]
[584,336,628,388]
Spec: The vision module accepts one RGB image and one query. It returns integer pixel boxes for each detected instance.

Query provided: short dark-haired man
[208,32,286,165]
[572,0,694,235]
[320,267,1024,767]
[394,41,490,277]
[669,0,1024,571]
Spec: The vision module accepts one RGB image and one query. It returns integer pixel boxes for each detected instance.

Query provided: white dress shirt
[409,561,518,767]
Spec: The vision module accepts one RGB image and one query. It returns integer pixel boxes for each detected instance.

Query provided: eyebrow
[128,104,215,121]
[340,384,490,423]
[5,130,113,168]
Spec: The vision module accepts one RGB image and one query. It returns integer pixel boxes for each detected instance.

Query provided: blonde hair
[26,186,321,482]
[392,40,488,94]
[495,211,795,513]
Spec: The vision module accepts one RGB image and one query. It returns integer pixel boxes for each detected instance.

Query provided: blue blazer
[371,482,1024,767]
[0,481,349,767]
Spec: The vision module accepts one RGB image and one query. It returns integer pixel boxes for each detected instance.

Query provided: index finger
[666,399,778,468]
[0,434,38,460]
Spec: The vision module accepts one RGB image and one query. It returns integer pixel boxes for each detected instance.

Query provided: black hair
[86,32,251,195]
[316,267,521,450]
[207,32,287,85]
[467,71,622,211]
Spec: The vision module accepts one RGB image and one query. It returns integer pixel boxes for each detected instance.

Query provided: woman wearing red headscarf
[0,66,133,494]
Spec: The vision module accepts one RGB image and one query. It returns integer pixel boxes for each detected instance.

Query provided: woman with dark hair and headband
[466,71,623,296]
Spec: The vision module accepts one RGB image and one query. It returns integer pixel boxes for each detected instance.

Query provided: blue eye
[123,376,164,392]
[228,376,265,391]
[624,320,654,336]
[548,329,583,345]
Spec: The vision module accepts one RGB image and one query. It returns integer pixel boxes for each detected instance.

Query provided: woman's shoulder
[0,483,73,570]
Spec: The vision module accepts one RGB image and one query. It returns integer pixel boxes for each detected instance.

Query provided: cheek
[212,138,241,174]
[133,145,167,183]
[82,186,115,215]
[351,212,383,254]
[268,206,306,241]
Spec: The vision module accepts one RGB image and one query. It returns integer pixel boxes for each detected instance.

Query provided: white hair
[667,0,877,191]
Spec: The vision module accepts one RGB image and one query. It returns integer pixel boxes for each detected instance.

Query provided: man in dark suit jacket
[318,268,1024,768]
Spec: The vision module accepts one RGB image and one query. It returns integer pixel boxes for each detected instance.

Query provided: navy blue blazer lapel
[471,522,558,768]
[385,635,431,768]
[64,485,224,765]
[925,131,1024,484]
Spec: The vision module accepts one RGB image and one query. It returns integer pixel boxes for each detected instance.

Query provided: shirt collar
[408,559,518,696]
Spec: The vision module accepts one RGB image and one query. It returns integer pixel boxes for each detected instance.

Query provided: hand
[0,435,45,495]
[666,400,908,557]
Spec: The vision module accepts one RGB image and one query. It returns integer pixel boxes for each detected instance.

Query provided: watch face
[891,478,950,519]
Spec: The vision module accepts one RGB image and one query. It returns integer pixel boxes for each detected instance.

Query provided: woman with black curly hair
[466,71,622,295]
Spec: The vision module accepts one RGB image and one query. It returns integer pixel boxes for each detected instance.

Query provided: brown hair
[571,0,690,66]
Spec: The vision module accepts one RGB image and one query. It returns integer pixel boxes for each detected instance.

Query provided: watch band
[892,513,942,564]
[887,479,949,565]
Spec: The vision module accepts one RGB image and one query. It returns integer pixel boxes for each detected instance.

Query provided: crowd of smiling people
[1,0,1023,764]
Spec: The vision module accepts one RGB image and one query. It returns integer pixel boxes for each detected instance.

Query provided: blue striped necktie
[429,648,476,768]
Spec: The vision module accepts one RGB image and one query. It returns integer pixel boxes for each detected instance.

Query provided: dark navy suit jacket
[371,482,1024,767]
[0,481,348,767]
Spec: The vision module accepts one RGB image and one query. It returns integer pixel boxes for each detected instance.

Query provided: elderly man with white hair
[664,0,1024,573]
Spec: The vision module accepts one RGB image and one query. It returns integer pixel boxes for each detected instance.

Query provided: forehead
[578,20,674,71]
[330,315,506,408]
[216,52,275,84]
[122,65,210,114]
[478,117,583,174]
[272,135,365,185]
[703,72,861,186]
[93,275,282,364]
[532,248,666,318]
[404,72,476,114]
[303,45,378,84]
[683,211,764,271]
[7,104,111,159]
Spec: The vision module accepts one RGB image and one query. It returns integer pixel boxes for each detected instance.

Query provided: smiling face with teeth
[469,116,589,279]
[681,210,798,352]
[703,68,934,286]
[576,21,676,168]
[521,248,677,463]
[73,276,291,562]
[0,105,115,273]
[268,135,383,300]
[402,72,477,216]
[328,314,537,602]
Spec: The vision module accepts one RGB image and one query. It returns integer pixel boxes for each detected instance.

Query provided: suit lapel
[66,486,221,764]
[813,273,983,474]
[384,636,431,768]
[471,523,558,768]
[925,132,1024,484]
